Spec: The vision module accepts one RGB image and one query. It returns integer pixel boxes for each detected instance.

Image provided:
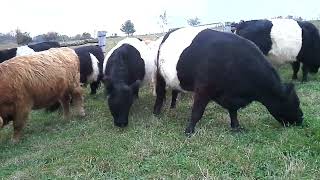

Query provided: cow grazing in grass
[235,19,320,81]
[103,38,155,127]
[75,45,105,94]
[154,27,303,135]
[0,47,85,143]
[0,41,60,63]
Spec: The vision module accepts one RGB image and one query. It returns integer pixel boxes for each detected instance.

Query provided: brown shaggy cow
[0,47,85,143]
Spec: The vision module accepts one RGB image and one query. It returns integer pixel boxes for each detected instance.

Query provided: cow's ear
[280,83,295,100]
[130,80,141,91]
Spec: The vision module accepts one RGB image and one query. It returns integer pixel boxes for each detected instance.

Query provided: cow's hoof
[230,126,245,133]
[133,95,139,101]
[78,109,86,117]
[11,137,20,144]
[185,127,195,137]
[153,109,161,116]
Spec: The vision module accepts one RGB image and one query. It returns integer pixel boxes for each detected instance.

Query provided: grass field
[1,37,320,179]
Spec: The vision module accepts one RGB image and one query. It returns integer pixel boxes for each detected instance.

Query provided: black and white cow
[154,27,303,135]
[103,38,155,127]
[235,19,320,81]
[0,41,60,63]
[75,45,104,94]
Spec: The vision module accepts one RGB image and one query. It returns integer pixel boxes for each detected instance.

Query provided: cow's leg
[153,73,166,115]
[185,89,210,135]
[45,102,61,112]
[90,81,100,95]
[12,109,30,143]
[132,85,140,100]
[228,109,242,131]
[152,86,156,96]
[302,64,309,82]
[71,87,85,117]
[59,93,71,119]
[151,72,157,96]
[170,90,179,109]
[291,61,300,80]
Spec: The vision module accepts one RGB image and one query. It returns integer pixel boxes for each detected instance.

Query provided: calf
[235,19,320,81]
[0,41,60,63]
[103,38,155,127]
[0,47,85,143]
[154,27,303,135]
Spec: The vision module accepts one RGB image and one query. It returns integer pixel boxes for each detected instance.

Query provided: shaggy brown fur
[0,47,85,143]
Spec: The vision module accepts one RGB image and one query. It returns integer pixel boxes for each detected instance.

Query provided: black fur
[295,21,320,80]
[235,20,273,55]
[28,41,60,52]
[0,48,17,63]
[104,44,145,127]
[154,28,303,135]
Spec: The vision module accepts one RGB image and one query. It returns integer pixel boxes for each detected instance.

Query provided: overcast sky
[1,0,319,37]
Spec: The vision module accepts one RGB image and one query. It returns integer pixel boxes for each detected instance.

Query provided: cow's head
[104,77,141,127]
[267,83,303,126]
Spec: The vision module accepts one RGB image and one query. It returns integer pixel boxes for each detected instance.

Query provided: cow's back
[104,38,151,83]
[158,27,207,91]
[28,41,60,52]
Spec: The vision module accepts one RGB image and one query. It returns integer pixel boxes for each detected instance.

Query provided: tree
[187,17,201,27]
[44,32,59,41]
[82,32,92,39]
[58,34,71,42]
[0,32,15,43]
[15,29,32,45]
[73,34,82,40]
[120,20,136,36]
[286,15,294,19]
[159,11,168,33]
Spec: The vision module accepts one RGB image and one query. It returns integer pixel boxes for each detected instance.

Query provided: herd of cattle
[0,18,319,142]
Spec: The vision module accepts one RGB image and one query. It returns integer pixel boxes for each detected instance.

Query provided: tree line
[0,30,94,45]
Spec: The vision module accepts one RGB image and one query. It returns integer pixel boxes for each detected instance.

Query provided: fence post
[97,31,107,53]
